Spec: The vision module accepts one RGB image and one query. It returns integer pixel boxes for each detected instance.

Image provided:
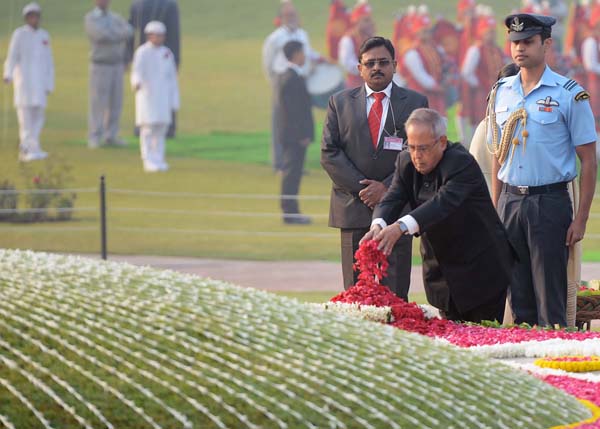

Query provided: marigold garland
[535,356,600,373]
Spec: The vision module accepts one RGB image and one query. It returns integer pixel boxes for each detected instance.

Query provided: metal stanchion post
[100,175,107,260]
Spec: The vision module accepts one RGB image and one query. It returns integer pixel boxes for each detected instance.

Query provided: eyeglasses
[406,138,440,154]
[360,58,392,69]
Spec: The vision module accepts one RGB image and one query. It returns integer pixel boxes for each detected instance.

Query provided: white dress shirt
[371,214,420,235]
[365,81,392,143]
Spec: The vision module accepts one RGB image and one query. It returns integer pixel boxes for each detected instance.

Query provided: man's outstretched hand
[361,223,405,255]
[360,224,382,245]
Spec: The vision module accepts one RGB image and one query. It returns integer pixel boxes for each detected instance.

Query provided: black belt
[503,182,569,195]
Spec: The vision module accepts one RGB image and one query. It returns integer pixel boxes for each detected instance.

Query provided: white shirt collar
[92,6,108,16]
[286,61,302,74]
[283,25,300,34]
[365,81,393,99]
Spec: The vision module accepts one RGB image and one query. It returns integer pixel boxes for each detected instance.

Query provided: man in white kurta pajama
[3,3,54,162]
[131,21,179,172]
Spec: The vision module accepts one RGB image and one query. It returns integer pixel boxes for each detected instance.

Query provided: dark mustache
[371,72,384,77]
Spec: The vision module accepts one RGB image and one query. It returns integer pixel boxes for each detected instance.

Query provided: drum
[306,63,345,109]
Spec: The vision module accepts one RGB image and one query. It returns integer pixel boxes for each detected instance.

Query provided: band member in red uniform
[338,0,375,89]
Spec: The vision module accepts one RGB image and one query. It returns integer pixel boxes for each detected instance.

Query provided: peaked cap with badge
[504,13,556,41]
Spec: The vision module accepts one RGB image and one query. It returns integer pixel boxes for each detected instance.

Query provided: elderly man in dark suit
[276,41,314,224]
[321,36,428,300]
[363,108,516,323]
[127,0,180,137]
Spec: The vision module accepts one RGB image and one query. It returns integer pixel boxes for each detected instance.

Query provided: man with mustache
[489,13,597,327]
[321,36,428,299]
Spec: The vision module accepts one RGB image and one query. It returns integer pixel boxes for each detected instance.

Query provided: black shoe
[283,214,312,225]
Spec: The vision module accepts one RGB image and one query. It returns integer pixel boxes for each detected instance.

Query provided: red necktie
[368,92,385,148]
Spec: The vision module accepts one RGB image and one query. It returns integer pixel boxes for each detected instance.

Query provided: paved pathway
[84,254,600,328]
[87,254,600,294]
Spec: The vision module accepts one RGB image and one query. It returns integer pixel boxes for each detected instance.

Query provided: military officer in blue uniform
[488,13,597,327]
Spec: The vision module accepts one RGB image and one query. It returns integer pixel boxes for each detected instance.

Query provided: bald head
[95,0,110,10]
[280,1,299,30]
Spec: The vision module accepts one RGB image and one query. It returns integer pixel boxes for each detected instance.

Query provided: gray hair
[405,108,447,139]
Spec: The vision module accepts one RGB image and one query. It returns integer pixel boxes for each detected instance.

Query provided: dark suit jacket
[274,67,314,145]
[127,0,180,66]
[321,83,428,229]
[373,143,515,313]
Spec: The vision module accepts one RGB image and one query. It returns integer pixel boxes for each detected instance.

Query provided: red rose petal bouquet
[330,240,453,332]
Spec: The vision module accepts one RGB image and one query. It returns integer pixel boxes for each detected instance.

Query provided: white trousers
[139,123,168,171]
[16,106,45,155]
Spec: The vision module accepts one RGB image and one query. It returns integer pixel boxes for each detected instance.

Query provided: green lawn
[6,0,600,264]
[3,136,600,263]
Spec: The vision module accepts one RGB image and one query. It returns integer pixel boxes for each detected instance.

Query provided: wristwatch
[396,221,408,234]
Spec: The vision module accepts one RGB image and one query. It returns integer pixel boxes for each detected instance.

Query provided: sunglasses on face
[360,58,392,69]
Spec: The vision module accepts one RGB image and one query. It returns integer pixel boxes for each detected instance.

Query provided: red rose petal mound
[541,375,600,408]
[330,240,455,335]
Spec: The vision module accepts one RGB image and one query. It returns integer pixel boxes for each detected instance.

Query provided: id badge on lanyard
[383,136,405,151]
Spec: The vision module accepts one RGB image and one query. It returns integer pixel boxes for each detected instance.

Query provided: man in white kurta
[3,3,54,162]
[262,1,321,172]
[131,21,179,172]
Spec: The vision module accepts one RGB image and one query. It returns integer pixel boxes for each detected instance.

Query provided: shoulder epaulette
[486,79,506,102]
[575,90,591,102]
[562,79,578,92]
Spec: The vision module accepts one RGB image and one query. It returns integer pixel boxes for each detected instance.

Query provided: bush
[0,180,18,221]
[0,158,78,223]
